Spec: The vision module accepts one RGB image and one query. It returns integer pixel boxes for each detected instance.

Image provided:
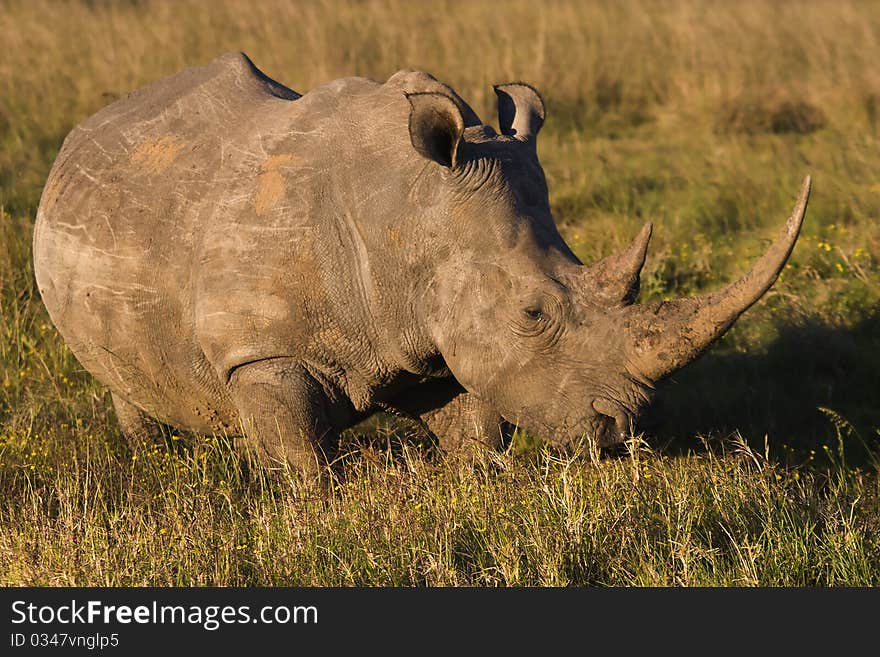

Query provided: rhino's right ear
[406,92,464,168]
[494,82,545,140]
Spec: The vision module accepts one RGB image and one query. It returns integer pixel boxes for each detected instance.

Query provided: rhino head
[407,85,810,449]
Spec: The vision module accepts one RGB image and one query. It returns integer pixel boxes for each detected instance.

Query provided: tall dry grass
[3,1,879,120]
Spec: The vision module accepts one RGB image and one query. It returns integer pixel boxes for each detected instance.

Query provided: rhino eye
[523,307,543,321]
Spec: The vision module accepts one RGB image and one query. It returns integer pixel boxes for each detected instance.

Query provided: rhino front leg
[391,378,509,453]
[228,358,336,479]
[421,392,508,453]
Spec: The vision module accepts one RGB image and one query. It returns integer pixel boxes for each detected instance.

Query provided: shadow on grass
[649,312,880,466]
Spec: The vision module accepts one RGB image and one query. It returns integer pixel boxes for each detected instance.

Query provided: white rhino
[33,53,810,478]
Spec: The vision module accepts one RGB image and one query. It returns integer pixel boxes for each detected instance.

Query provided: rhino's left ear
[494,82,545,140]
[406,92,465,168]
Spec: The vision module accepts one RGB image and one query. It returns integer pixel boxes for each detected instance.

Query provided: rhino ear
[494,82,545,139]
[406,92,465,168]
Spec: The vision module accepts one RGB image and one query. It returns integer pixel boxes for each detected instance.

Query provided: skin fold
[33,52,810,478]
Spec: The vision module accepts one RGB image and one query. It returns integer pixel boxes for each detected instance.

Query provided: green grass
[1,0,879,585]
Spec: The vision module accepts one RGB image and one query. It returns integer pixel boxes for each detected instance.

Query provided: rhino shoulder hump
[212,51,302,101]
[73,51,299,139]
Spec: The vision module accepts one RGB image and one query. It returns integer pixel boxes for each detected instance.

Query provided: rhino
[33,52,811,478]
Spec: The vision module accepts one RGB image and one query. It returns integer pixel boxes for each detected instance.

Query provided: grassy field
[1,0,879,585]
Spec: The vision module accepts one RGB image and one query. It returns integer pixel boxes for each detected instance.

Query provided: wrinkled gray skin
[34,53,811,478]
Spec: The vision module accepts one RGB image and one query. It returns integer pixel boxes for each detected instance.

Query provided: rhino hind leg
[227,358,337,480]
[111,392,165,450]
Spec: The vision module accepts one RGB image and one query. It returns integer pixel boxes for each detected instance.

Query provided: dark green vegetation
[1,0,878,585]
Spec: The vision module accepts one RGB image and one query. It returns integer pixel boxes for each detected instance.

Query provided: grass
[2,432,879,586]
[1,0,879,585]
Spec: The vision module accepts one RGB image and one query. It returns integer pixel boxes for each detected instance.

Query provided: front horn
[624,176,811,382]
